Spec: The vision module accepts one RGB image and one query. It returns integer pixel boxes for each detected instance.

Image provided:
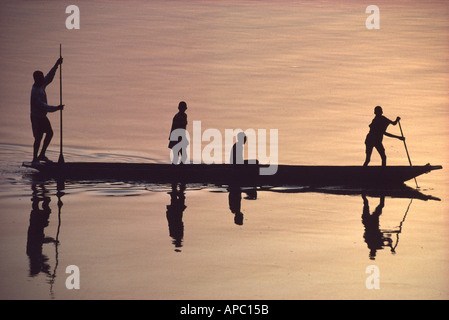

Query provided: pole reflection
[361,193,416,260]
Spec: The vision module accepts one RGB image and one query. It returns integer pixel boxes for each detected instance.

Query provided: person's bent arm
[392,116,401,125]
[39,101,64,113]
[384,132,404,140]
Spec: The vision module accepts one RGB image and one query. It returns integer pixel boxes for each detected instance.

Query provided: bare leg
[380,154,386,166]
[180,146,187,164]
[171,149,179,164]
[376,144,386,167]
[33,136,42,162]
[38,129,53,159]
[363,145,373,166]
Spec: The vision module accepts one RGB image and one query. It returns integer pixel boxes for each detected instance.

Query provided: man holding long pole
[30,56,64,164]
[363,106,404,167]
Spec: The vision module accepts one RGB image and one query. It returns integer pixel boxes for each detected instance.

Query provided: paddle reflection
[26,180,64,298]
[361,193,415,260]
[262,185,437,260]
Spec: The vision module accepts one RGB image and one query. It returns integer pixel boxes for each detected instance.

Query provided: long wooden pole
[58,44,64,164]
[398,120,418,188]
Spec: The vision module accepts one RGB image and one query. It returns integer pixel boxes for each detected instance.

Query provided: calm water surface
[0,0,448,299]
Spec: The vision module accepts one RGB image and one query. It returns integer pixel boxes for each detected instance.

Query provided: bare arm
[384,132,404,140]
[43,57,63,87]
[45,104,64,112]
[392,116,401,125]
[39,100,64,113]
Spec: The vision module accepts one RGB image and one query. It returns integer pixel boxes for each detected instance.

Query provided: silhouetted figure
[166,183,186,251]
[168,101,188,164]
[243,188,257,201]
[228,185,244,225]
[30,58,64,164]
[228,185,257,226]
[361,194,393,260]
[26,184,57,277]
[230,132,247,164]
[363,106,404,166]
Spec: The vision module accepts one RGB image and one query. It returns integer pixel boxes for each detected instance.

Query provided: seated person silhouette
[230,132,247,165]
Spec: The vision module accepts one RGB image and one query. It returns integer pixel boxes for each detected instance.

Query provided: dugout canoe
[22,161,442,187]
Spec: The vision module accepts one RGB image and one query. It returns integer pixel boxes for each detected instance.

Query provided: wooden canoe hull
[22,162,442,187]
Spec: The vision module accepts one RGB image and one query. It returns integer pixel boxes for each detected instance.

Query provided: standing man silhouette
[30,57,64,164]
[168,101,188,164]
[363,106,404,166]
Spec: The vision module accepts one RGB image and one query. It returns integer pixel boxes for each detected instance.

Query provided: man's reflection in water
[361,194,393,260]
[26,183,57,277]
[228,185,257,225]
[166,183,186,252]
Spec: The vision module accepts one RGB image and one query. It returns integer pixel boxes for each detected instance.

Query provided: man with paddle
[30,57,64,164]
[363,106,404,167]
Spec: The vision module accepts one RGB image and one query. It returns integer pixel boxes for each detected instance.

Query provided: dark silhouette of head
[33,71,45,87]
[178,101,187,112]
[237,132,247,144]
[374,106,383,116]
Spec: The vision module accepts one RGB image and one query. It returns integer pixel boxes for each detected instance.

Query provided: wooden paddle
[398,120,418,188]
[58,44,64,164]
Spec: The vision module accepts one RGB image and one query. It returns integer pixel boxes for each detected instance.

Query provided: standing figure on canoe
[30,57,64,164]
[363,106,404,167]
[168,101,188,164]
